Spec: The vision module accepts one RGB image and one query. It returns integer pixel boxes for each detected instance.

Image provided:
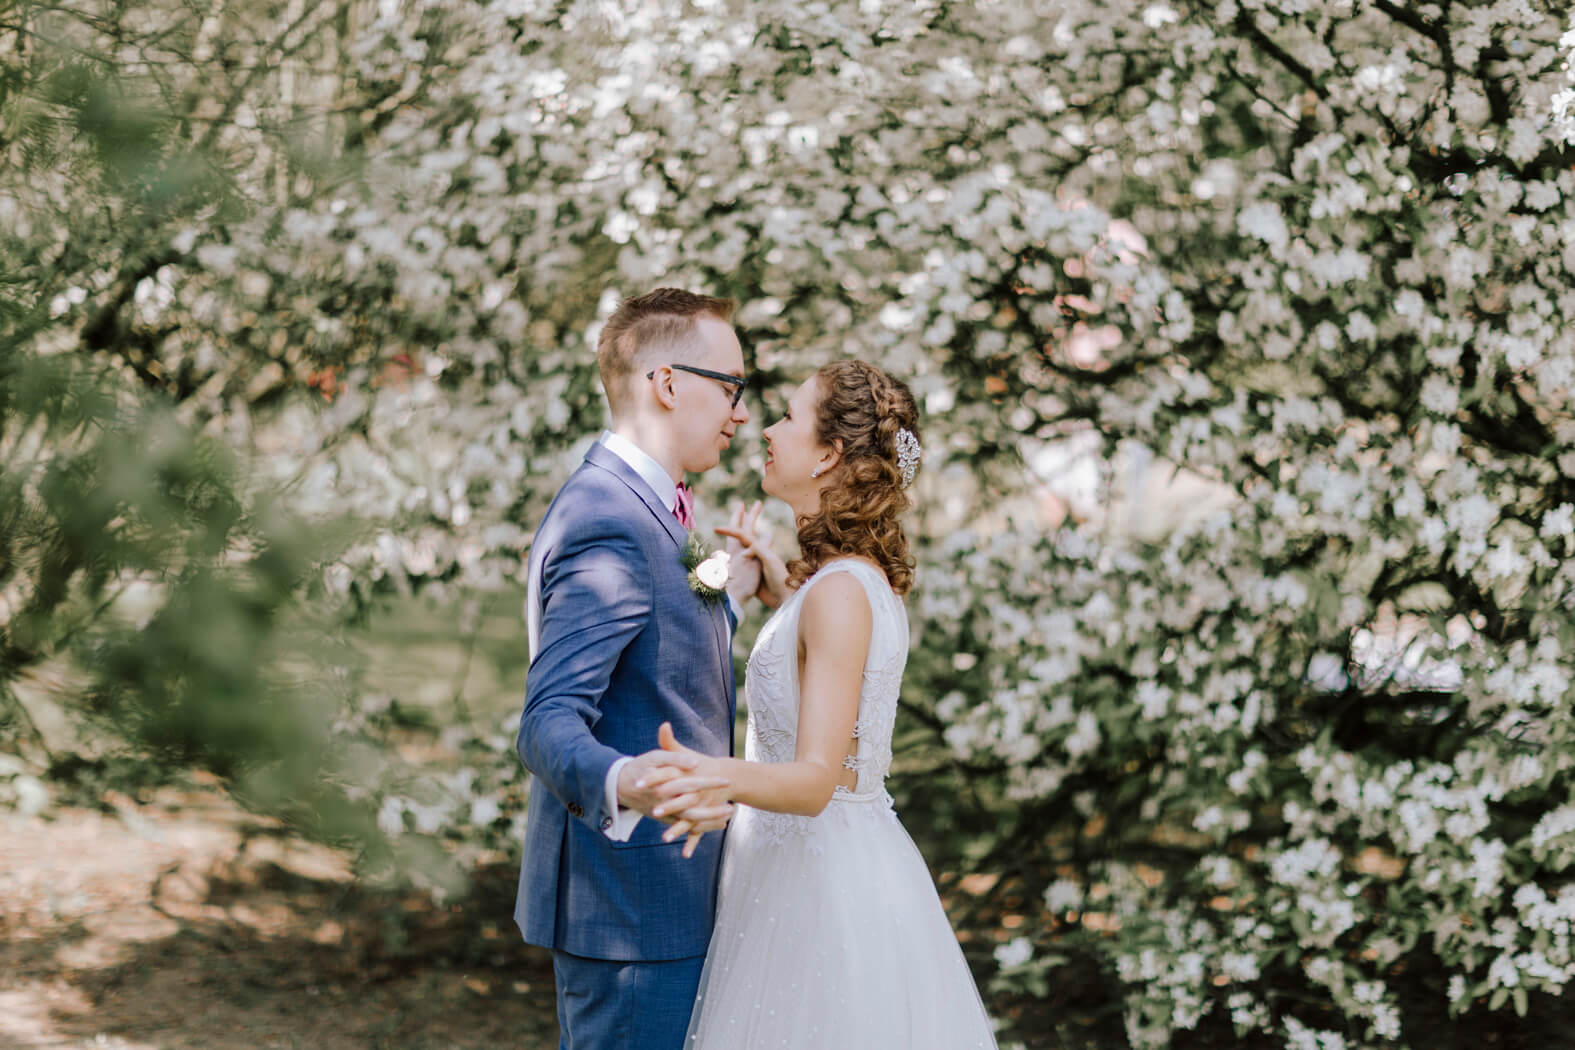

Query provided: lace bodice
[742,559,909,804]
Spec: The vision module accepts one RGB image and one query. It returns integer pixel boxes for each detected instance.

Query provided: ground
[0,786,561,1050]
[10,783,1568,1050]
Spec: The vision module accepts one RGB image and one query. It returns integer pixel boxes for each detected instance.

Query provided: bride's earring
[810,467,821,478]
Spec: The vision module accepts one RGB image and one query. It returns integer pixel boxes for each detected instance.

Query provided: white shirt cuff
[602,757,642,841]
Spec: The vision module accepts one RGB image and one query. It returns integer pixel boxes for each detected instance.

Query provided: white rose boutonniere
[696,551,731,590]
[681,531,730,604]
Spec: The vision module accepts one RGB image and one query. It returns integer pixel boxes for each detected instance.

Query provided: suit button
[568,802,584,818]
[599,816,613,831]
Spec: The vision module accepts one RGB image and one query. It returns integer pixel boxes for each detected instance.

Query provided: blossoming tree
[9,0,1575,1045]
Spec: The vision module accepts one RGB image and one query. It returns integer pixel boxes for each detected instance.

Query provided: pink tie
[673,481,695,530]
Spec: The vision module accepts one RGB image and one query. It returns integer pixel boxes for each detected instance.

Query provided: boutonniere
[681,531,731,605]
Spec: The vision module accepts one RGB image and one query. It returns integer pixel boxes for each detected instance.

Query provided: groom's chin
[685,451,723,474]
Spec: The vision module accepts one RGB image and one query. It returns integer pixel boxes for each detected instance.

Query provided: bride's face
[762,376,835,507]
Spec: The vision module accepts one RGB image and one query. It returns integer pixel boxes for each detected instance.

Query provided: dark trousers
[551,950,707,1050]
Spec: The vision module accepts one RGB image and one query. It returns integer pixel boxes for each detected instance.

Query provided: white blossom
[995,937,1034,969]
[1541,504,1574,541]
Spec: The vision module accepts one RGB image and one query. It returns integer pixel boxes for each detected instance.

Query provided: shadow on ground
[0,791,558,1050]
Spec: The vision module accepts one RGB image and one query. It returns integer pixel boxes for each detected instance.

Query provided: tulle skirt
[684,791,999,1050]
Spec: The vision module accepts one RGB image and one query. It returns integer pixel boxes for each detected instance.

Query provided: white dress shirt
[526,431,738,842]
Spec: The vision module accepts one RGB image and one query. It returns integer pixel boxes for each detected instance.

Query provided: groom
[515,288,757,1050]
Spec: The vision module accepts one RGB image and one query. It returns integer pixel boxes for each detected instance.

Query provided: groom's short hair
[598,288,736,412]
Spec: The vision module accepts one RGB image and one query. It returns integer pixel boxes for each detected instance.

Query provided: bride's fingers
[649,776,729,806]
[718,506,768,553]
[651,785,728,819]
[652,796,702,818]
[678,803,733,830]
[658,801,732,825]
[663,801,733,834]
[715,519,759,542]
[652,772,729,791]
[665,803,731,850]
[713,528,760,560]
[683,822,727,854]
[632,765,687,790]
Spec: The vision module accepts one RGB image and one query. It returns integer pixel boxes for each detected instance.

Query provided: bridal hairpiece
[894,427,922,488]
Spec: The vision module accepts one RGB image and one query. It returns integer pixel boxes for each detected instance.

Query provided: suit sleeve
[516,513,652,832]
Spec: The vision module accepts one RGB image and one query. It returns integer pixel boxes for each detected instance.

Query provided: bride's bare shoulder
[798,570,874,639]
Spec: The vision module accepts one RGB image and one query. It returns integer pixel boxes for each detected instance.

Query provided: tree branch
[1371,0,1446,48]
[191,0,328,156]
[1234,11,1331,102]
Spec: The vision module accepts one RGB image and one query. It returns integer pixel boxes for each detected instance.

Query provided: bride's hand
[721,501,763,607]
[716,502,788,609]
[638,723,736,858]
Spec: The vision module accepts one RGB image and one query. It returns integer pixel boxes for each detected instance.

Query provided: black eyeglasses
[647,364,749,408]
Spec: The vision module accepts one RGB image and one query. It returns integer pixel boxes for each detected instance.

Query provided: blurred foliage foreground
[6,1,1575,1049]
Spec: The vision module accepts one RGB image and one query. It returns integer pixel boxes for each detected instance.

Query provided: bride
[639,360,999,1049]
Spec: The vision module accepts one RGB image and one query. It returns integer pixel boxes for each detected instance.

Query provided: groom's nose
[731,397,750,425]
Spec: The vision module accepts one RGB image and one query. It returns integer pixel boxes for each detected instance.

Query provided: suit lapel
[717,604,736,752]
[582,440,727,702]
[585,443,732,719]
[710,600,732,737]
[584,442,687,548]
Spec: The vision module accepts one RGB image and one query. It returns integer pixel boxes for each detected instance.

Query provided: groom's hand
[617,748,725,820]
[641,722,736,857]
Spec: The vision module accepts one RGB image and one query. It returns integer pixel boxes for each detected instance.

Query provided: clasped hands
[719,500,788,610]
[617,723,732,858]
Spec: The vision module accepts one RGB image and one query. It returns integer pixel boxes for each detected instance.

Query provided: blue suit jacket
[514,442,737,961]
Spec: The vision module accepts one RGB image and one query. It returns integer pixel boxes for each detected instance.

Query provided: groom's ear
[648,365,679,410]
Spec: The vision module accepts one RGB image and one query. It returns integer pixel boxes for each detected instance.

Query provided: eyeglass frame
[646,363,749,408]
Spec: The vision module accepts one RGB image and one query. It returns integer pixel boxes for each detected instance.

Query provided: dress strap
[803,558,890,595]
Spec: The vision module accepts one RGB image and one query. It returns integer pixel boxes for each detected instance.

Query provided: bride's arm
[648,574,871,826]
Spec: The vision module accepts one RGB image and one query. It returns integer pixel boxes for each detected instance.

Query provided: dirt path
[0,788,560,1050]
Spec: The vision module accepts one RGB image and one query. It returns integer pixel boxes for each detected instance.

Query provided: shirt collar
[599,430,679,511]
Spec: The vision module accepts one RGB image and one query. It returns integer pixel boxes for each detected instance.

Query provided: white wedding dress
[685,559,999,1050]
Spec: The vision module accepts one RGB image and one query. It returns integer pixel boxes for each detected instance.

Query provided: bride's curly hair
[787,360,922,596]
